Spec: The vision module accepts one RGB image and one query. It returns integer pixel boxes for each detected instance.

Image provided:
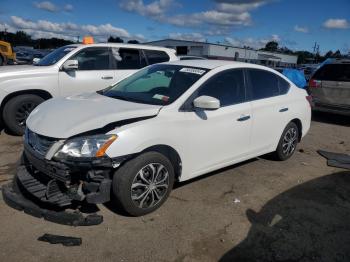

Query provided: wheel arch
[1,89,52,113]
[290,118,303,142]
[141,144,182,181]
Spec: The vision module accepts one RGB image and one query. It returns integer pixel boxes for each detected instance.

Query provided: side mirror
[193,95,220,110]
[32,58,41,64]
[62,59,78,71]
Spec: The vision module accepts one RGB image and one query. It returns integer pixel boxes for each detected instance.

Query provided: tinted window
[144,50,169,65]
[248,69,280,100]
[71,47,110,70]
[197,69,246,106]
[278,77,290,94]
[112,48,146,70]
[313,64,350,82]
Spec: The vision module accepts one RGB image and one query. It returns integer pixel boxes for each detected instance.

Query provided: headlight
[54,134,117,159]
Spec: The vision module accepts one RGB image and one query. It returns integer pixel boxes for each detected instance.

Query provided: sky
[0,0,349,54]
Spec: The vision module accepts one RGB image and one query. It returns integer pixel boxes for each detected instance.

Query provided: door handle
[237,115,250,122]
[279,107,289,112]
[101,76,113,80]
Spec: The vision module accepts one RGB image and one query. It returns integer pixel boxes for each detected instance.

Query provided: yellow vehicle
[0,41,16,65]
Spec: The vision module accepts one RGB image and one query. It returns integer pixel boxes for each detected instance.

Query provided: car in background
[0,43,177,135]
[2,60,311,217]
[308,59,350,116]
[14,48,51,65]
[178,55,207,60]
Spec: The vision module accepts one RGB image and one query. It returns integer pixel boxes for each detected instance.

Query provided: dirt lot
[0,112,349,262]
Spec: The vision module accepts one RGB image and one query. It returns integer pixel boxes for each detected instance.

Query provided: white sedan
[4,60,311,217]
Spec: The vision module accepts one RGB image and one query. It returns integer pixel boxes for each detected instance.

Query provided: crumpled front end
[2,129,130,225]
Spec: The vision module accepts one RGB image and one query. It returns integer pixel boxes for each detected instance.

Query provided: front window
[102,64,208,105]
[36,46,77,66]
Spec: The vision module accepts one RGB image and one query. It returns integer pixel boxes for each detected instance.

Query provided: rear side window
[278,77,290,95]
[112,48,147,70]
[70,47,111,70]
[247,69,280,100]
[144,50,170,65]
[197,69,246,106]
[313,64,350,82]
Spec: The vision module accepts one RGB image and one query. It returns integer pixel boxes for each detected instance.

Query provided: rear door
[58,47,115,96]
[247,68,292,154]
[312,63,350,106]
[183,69,252,175]
[111,48,147,84]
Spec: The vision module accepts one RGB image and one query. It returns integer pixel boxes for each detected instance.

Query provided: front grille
[25,129,58,156]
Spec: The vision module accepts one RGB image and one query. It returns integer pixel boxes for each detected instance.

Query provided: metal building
[147,39,298,67]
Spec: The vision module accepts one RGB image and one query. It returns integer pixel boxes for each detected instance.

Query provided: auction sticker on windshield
[180,68,206,75]
[153,94,169,102]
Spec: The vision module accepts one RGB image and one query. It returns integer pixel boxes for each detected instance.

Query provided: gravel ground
[0,112,349,262]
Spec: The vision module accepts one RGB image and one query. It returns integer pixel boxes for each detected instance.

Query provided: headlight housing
[54,134,117,159]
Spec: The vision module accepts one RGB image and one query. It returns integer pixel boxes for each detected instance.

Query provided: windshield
[102,64,208,105]
[36,46,77,66]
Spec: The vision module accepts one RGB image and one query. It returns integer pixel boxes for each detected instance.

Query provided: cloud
[33,1,74,13]
[323,18,349,29]
[120,0,175,17]
[224,34,281,49]
[120,0,269,33]
[64,4,74,12]
[294,25,308,33]
[34,1,58,12]
[7,16,145,42]
[168,32,206,42]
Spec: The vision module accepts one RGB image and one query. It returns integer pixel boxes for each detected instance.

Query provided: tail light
[309,78,321,88]
[306,95,313,107]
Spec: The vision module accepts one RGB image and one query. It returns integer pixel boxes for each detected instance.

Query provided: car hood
[26,92,162,138]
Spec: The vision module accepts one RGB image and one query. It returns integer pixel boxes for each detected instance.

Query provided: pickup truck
[0,43,177,135]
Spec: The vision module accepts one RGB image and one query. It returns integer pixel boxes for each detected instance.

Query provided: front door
[183,69,252,178]
[58,47,116,96]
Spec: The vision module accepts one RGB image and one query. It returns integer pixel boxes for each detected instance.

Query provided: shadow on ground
[312,111,350,127]
[220,171,350,262]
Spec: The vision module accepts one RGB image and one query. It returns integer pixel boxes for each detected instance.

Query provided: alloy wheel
[282,127,297,156]
[131,163,169,209]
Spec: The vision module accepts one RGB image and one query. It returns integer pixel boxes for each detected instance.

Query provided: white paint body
[27,60,311,182]
[0,43,177,105]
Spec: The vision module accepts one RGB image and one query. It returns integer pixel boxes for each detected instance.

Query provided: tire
[273,122,299,161]
[2,94,45,135]
[112,151,175,216]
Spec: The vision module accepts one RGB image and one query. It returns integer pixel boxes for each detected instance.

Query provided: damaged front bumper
[2,143,130,225]
[2,180,103,226]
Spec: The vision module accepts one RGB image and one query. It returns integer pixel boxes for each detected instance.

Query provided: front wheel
[112,152,175,216]
[273,122,299,161]
[2,94,45,135]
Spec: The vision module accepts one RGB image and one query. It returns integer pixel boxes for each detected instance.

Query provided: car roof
[66,43,176,53]
[164,59,273,70]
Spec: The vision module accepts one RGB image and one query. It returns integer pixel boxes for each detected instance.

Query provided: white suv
[3,60,311,217]
[0,43,177,135]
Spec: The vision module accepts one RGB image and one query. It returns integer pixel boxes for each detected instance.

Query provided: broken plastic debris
[234,198,241,203]
[38,233,82,246]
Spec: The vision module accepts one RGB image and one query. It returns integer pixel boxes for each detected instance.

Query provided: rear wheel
[2,94,45,135]
[112,152,175,216]
[273,122,299,161]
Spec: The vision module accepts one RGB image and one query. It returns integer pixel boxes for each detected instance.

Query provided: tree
[127,40,139,44]
[108,36,124,43]
[333,50,342,58]
[324,50,333,59]
[261,41,279,52]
